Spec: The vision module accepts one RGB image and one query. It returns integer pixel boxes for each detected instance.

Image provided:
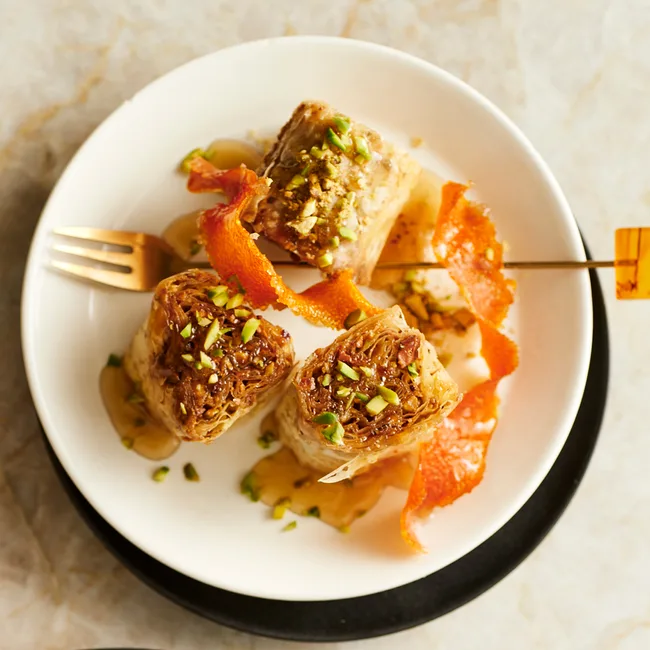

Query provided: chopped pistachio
[321,373,332,387]
[332,115,351,134]
[286,174,306,190]
[273,497,291,520]
[180,322,193,339]
[180,148,206,173]
[234,309,250,318]
[282,520,298,532]
[355,391,369,403]
[359,366,374,377]
[329,236,340,248]
[316,217,328,225]
[326,127,347,152]
[240,471,260,502]
[181,353,194,363]
[353,135,371,160]
[106,353,122,368]
[194,361,202,370]
[404,269,418,282]
[183,462,200,482]
[365,395,389,416]
[300,163,312,177]
[317,252,334,268]
[289,216,318,235]
[199,351,215,369]
[301,197,317,217]
[213,349,224,358]
[127,393,144,404]
[208,285,229,299]
[152,466,170,482]
[208,373,218,384]
[226,293,245,310]
[211,292,229,307]
[313,412,338,425]
[377,385,400,406]
[407,362,419,378]
[204,320,223,350]
[337,361,360,381]
[338,226,358,241]
[179,402,187,415]
[404,294,429,321]
[324,161,338,178]
[322,421,345,445]
[410,281,426,294]
[335,386,352,398]
[339,524,351,534]
[310,146,324,159]
[189,240,202,256]
[121,437,134,450]
[306,506,321,518]
[336,373,344,381]
[241,318,260,343]
[344,309,367,329]
[197,316,212,327]
[258,430,278,449]
[354,154,368,165]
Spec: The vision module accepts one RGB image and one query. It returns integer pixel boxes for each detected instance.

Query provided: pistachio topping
[152,466,170,482]
[273,497,291,519]
[306,506,321,518]
[208,373,218,384]
[282,520,297,532]
[322,421,345,445]
[226,293,245,310]
[317,252,334,267]
[179,148,206,173]
[332,115,351,134]
[313,412,338,425]
[377,385,400,406]
[353,135,372,161]
[183,462,200,482]
[326,127,347,152]
[106,353,122,368]
[365,395,389,416]
[241,471,260,502]
[241,318,260,344]
[180,322,193,339]
[339,226,358,241]
[258,429,278,449]
[199,351,215,369]
[344,309,367,329]
[181,353,194,363]
[359,365,374,377]
[337,360,360,381]
[407,362,419,378]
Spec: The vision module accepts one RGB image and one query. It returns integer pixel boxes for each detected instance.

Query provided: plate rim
[21,35,594,600]
[41,264,608,641]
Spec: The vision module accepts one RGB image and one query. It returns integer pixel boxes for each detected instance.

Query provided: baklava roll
[275,306,460,482]
[249,101,421,284]
[125,270,295,443]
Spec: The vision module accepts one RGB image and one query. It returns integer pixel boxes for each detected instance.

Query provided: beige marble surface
[2,0,650,648]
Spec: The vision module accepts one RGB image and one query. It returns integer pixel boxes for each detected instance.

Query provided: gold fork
[50,226,630,292]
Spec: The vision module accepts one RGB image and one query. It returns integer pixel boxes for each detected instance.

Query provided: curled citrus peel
[188,158,381,329]
[401,182,519,552]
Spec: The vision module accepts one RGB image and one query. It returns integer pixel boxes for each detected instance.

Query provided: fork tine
[50,260,146,291]
[53,226,137,248]
[51,243,132,269]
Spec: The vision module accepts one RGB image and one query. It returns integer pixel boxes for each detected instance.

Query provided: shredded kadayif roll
[188,158,381,330]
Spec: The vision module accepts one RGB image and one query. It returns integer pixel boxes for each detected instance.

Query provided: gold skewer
[269,259,636,270]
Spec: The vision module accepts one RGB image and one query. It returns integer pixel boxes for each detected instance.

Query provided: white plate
[21,36,592,601]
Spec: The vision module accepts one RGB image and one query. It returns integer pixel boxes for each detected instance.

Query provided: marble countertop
[2,1,650,648]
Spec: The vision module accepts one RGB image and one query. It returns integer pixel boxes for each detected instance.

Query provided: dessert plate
[22,36,592,601]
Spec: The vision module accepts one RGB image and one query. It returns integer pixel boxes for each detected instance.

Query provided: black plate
[42,268,608,643]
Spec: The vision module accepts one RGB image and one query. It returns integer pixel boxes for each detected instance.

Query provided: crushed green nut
[152,466,170,482]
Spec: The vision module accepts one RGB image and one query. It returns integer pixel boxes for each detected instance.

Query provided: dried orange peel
[188,158,381,329]
[401,182,519,551]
